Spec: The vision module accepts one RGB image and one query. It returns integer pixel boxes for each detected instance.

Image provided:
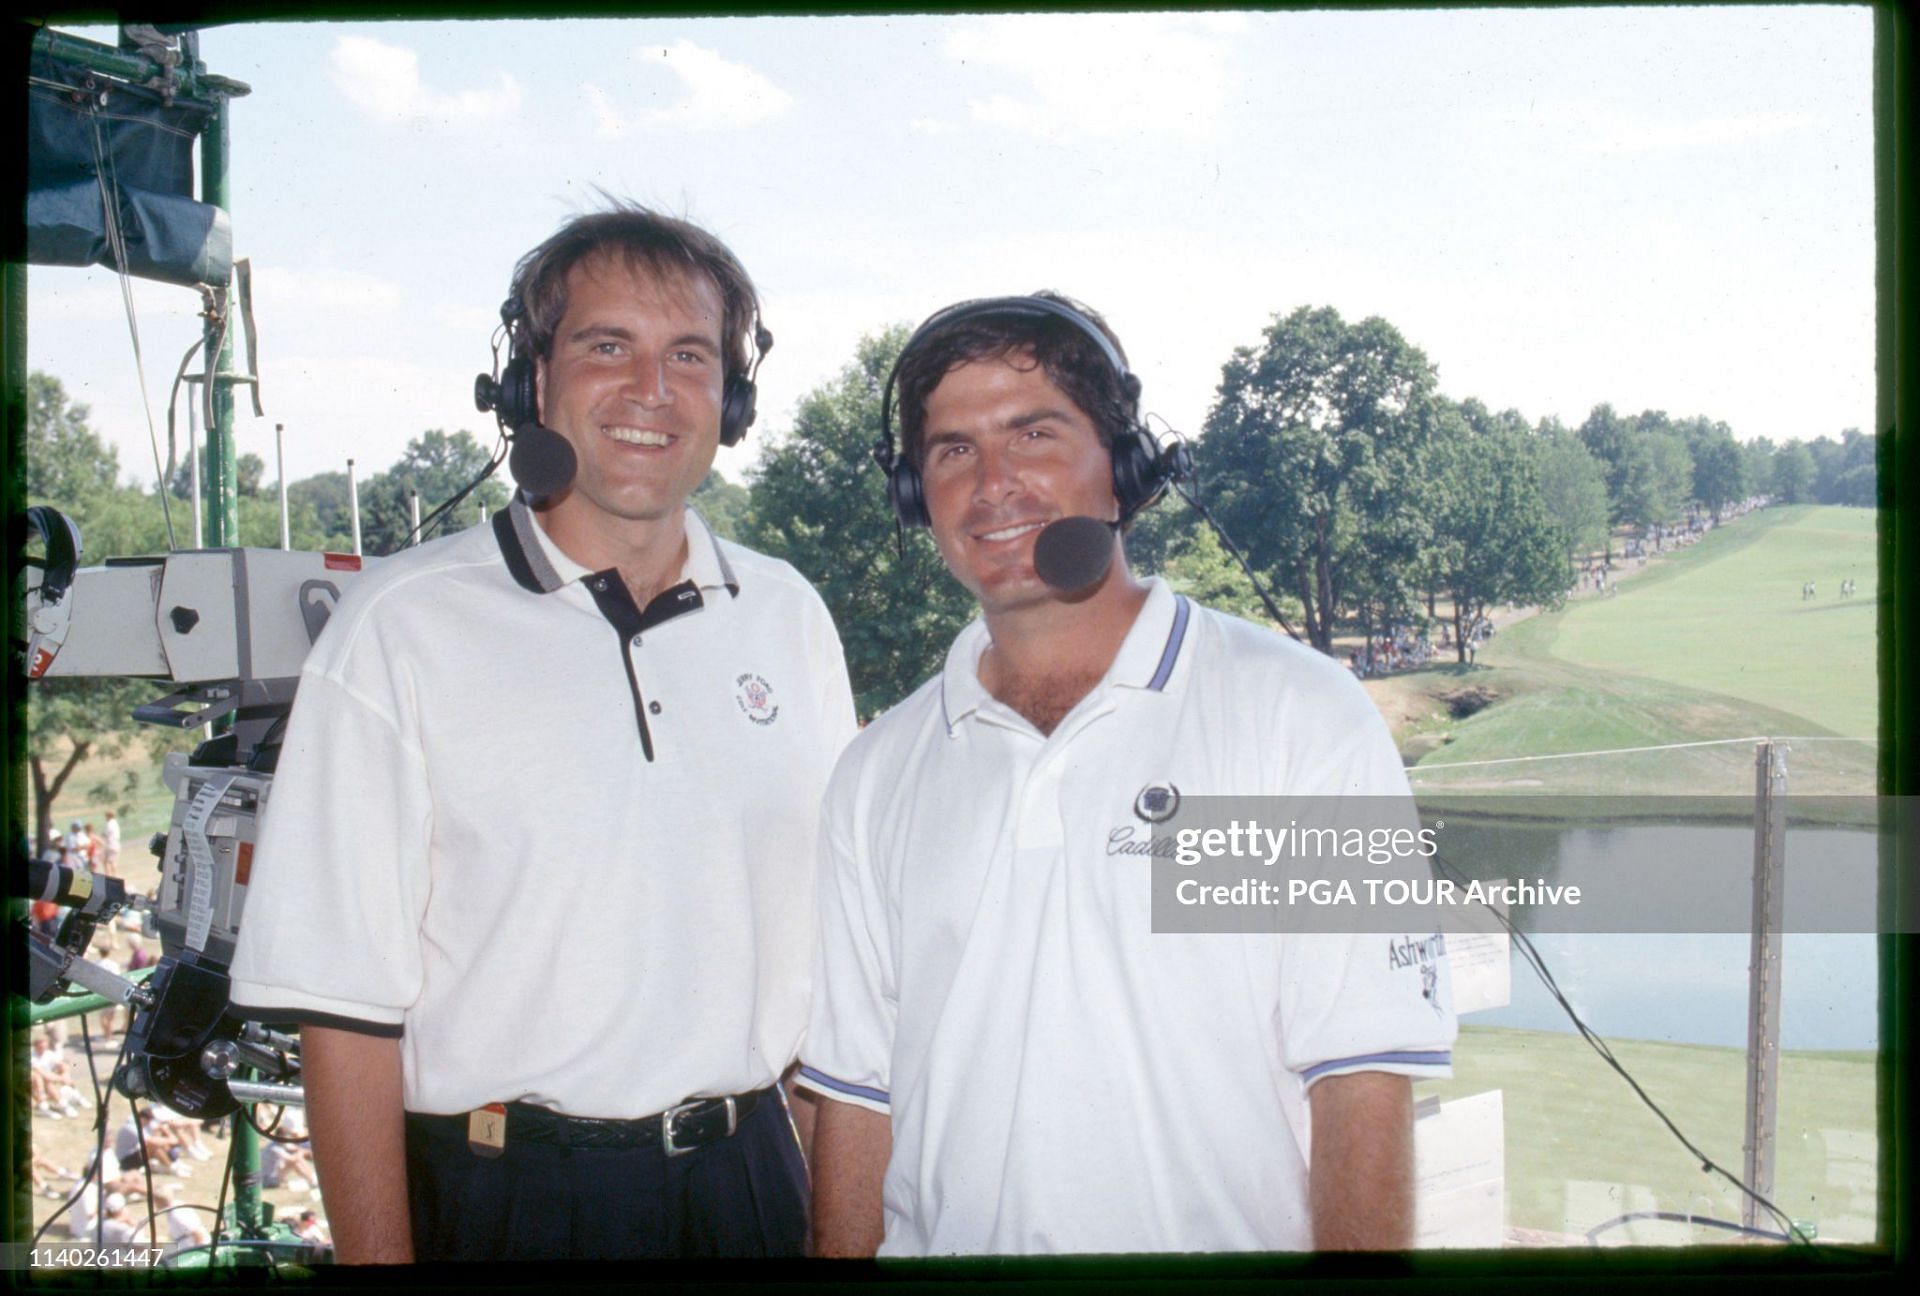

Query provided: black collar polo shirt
[230,493,858,1119]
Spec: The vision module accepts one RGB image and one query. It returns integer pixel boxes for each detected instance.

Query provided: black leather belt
[495,1088,769,1156]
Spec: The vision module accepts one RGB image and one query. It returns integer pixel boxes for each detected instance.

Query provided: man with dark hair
[799,294,1455,1256]
[230,204,857,1262]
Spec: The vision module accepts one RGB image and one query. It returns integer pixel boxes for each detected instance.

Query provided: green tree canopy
[1807,428,1876,507]
[1530,416,1610,560]
[1423,400,1570,660]
[359,429,511,555]
[1200,306,1437,652]
[690,472,751,542]
[743,328,975,717]
[1772,441,1816,503]
[1126,496,1281,626]
[1679,417,1746,523]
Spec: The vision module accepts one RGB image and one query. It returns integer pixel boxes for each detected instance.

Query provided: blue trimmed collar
[939,577,1193,732]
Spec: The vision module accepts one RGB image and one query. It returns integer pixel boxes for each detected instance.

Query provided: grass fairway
[1430,1026,1879,1244]
[1548,507,1877,739]
[1409,506,1878,797]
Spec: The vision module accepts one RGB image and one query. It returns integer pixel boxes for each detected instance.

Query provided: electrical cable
[404,430,511,548]
[84,94,175,550]
[32,1015,135,1251]
[1167,476,1302,643]
[1585,1210,1793,1245]
[244,1098,313,1144]
[162,334,208,498]
[1429,848,1819,1248]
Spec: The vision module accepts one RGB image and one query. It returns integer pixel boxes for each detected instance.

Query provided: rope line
[1413,736,1771,772]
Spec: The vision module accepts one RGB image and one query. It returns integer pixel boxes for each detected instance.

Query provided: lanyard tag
[468,1103,508,1158]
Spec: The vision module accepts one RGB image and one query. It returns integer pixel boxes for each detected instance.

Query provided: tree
[359,430,510,555]
[26,679,159,856]
[171,448,266,500]
[1127,499,1280,625]
[1201,306,1437,653]
[288,471,358,551]
[1679,418,1745,523]
[690,472,751,542]
[23,372,169,852]
[27,371,123,502]
[743,328,975,716]
[1616,426,1693,529]
[1772,441,1816,503]
[1425,401,1570,661]
[1742,436,1777,501]
[1809,428,1876,507]
[1530,417,1610,560]
[1576,402,1636,529]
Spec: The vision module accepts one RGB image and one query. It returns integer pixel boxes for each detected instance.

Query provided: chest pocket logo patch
[1133,783,1181,823]
[735,673,780,726]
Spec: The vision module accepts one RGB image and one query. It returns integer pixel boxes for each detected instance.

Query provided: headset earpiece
[718,319,773,448]
[719,375,757,448]
[493,351,539,432]
[885,446,932,529]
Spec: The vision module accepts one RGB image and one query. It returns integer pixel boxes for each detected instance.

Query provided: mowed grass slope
[1429,1026,1879,1244]
[1548,507,1877,739]
[1411,506,1878,796]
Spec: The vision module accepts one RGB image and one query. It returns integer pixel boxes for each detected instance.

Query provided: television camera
[18,504,370,1119]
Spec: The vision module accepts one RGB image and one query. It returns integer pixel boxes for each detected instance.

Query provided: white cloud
[942,14,1233,140]
[584,41,793,137]
[329,35,521,125]
[909,117,958,136]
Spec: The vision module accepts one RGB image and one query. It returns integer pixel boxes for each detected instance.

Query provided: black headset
[872,296,1192,529]
[474,291,773,479]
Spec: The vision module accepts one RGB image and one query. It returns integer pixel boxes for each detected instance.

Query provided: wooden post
[1743,740,1789,1230]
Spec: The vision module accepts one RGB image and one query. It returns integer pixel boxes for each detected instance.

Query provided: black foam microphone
[1033,516,1118,593]
[508,423,578,497]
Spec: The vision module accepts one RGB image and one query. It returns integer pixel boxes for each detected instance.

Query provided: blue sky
[28,8,1875,489]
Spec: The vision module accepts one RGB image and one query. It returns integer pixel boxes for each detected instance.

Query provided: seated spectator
[98,1193,152,1246]
[31,1148,69,1199]
[152,1183,212,1260]
[261,1137,318,1192]
[115,1111,195,1178]
[66,1154,146,1242]
[31,1030,90,1116]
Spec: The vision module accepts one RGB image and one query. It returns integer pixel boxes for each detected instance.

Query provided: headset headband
[879,296,1138,465]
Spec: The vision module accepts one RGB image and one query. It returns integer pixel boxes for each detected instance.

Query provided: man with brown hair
[231,204,857,1262]
[800,294,1454,1256]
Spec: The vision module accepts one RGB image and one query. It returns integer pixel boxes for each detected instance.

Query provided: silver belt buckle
[663,1095,737,1157]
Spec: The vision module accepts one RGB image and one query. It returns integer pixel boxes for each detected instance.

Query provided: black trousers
[403,1094,808,1261]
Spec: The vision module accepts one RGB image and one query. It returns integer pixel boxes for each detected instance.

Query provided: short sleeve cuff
[1300,1049,1453,1087]
[795,1063,890,1114]
[228,978,406,1038]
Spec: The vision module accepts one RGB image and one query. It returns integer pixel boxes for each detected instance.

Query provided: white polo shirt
[231,497,857,1118]
[799,578,1454,1255]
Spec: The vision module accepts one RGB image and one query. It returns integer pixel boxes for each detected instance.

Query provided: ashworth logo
[1133,783,1181,824]
[735,673,779,726]
[1387,933,1448,1015]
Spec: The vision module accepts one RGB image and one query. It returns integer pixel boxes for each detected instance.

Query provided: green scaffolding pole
[22,23,271,1248]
